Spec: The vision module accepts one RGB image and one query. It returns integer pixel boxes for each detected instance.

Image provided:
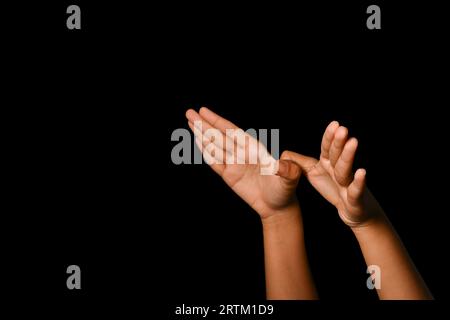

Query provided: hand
[283,121,381,228]
[185,107,301,219]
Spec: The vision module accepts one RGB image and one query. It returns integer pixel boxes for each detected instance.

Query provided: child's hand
[283,121,380,228]
[186,107,302,219]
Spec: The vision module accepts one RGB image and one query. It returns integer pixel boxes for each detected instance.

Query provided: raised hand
[185,107,301,219]
[283,121,381,228]
[284,122,432,299]
[186,107,318,299]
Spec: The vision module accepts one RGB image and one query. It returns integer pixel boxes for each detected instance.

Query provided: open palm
[186,107,300,219]
[284,121,377,227]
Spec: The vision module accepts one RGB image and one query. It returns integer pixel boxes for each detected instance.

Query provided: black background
[3,0,449,317]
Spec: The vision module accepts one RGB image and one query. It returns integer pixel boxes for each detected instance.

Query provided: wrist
[261,201,301,229]
[350,210,389,234]
[345,188,387,230]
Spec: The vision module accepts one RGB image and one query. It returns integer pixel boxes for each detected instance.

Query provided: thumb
[276,159,301,185]
[280,150,318,174]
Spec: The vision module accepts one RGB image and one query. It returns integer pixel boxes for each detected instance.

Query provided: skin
[185,108,432,300]
[186,107,318,299]
[284,121,433,300]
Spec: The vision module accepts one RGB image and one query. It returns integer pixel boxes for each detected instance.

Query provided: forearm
[261,203,318,300]
[352,211,432,300]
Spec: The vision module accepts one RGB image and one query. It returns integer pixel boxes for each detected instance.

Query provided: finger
[190,121,227,164]
[189,121,251,165]
[334,138,358,186]
[185,108,201,123]
[186,109,219,139]
[347,168,366,206]
[189,108,269,165]
[321,121,340,160]
[188,121,233,160]
[197,107,264,164]
[199,107,239,135]
[186,109,215,136]
[196,136,226,165]
[187,108,234,157]
[276,159,301,185]
[280,150,318,173]
[188,108,258,165]
[329,126,348,167]
[194,137,225,176]
[199,107,247,161]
